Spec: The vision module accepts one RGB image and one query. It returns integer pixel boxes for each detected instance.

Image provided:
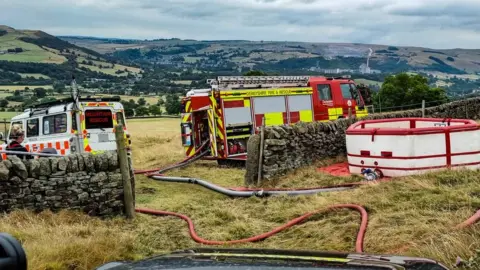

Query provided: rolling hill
[60,36,480,76]
[0,25,141,85]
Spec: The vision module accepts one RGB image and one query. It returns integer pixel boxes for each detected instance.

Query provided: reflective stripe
[207,109,217,156]
[181,113,192,123]
[243,98,250,107]
[185,146,194,157]
[328,108,343,120]
[23,140,71,157]
[220,87,312,98]
[299,110,313,122]
[265,112,284,126]
[185,100,192,113]
[355,106,368,118]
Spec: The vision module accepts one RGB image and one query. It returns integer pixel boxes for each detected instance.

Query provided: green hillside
[0,25,141,78]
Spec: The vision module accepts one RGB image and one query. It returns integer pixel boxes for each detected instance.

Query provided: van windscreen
[85,110,113,129]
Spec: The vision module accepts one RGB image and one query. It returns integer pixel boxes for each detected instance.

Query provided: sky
[2,0,480,49]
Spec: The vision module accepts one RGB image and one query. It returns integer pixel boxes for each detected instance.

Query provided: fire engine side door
[339,82,357,117]
[312,83,336,121]
[206,109,218,157]
[81,107,116,153]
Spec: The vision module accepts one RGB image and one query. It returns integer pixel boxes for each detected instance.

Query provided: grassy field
[78,56,142,76]
[18,73,51,79]
[173,80,192,85]
[0,85,53,91]
[107,94,160,105]
[0,31,66,64]
[0,118,478,269]
[184,57,203,63]
[0,111,20,120]
[355,78,383,87]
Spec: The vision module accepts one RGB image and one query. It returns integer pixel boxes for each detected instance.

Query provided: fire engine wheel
[217,159,246,168]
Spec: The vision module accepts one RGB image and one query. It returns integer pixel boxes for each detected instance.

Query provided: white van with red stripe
[0,97,131,161]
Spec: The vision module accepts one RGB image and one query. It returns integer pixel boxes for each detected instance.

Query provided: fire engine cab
[180,75,372,165]
[0,96,132,165]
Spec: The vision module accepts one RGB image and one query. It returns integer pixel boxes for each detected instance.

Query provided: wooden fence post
[115,124,135,219]
[257,117,265,186]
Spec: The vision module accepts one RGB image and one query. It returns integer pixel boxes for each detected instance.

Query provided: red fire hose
[456,210,480,229]
[136,204,368,253]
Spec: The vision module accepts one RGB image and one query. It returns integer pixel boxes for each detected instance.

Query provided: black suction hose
[150,175,353,197]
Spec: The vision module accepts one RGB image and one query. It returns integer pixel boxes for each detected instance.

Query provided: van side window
[340,84,353,99]
[43,114,67,135]
[317,84,332,100]
[27,118,39,137]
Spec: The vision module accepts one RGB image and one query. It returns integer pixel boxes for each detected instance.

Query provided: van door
[82,108,116,153]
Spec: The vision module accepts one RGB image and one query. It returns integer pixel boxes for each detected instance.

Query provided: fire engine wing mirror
[0,132,4,141]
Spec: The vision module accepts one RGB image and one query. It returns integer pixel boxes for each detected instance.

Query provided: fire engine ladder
[207,76,311,90]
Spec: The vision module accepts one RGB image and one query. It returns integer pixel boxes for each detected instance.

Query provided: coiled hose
[136,204,368,253]
[132,141,369,251]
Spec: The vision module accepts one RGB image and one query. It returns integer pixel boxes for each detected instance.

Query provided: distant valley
[1,24,480,120]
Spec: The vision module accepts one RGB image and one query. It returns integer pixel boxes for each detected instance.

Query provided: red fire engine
[180,76,372,164]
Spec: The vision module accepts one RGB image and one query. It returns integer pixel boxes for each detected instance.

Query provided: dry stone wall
[245,97,480,185]
[0,151,128,216]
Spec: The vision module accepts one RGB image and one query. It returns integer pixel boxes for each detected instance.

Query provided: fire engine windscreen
[85,110,114,129]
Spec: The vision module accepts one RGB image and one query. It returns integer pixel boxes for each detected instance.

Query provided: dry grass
[0,117,479,269]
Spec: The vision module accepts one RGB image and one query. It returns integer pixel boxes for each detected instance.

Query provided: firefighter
[6,125,33,160]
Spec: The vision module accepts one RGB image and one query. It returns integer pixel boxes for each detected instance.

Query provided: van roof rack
[28,96,121,109]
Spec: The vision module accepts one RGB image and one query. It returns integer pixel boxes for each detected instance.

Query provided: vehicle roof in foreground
[96,248,450,270]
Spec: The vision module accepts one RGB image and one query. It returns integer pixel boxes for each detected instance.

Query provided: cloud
[1,0,480,49]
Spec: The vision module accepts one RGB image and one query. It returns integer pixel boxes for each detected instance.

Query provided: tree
[13,90,20,97]
[135,106,149,116]
[53,82,66,94]
[165,94,181,115]
[34,88,47,98]
[0,99,8,107]
[137,97,147,106]
[157,98,165,106]
[374,73,448,111]
[124,107,134,117]
[149,105,162,115]
[244,70,267,76]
